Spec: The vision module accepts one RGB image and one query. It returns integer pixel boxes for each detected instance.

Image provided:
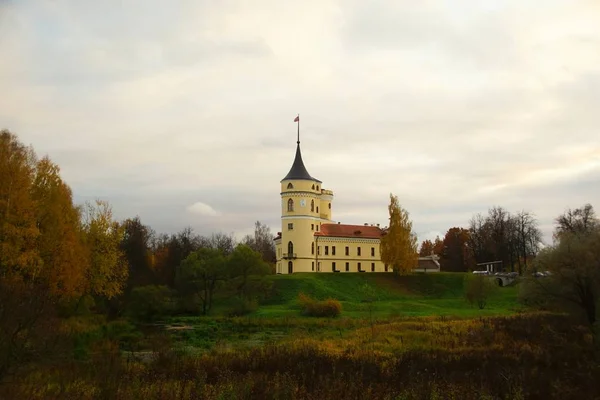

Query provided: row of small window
[312,244,376,257]
[312,262,389,273]
[287,183,320,191]
[287,223,321,231]
[286,199,330,213]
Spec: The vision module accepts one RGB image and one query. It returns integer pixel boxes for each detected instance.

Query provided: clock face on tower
[299,199,306,207]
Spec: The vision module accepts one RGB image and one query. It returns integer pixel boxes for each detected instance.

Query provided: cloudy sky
[1,0,599,243]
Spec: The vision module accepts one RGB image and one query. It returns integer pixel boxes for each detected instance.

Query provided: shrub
[126,285,175,322]
[298,292,342,317]
[228,297,259,317]
[464,274,497,309]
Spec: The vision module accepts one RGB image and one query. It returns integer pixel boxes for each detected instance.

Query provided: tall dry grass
[1,313,598,400]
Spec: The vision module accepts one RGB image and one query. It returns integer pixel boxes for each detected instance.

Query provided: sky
[1,0,599,244]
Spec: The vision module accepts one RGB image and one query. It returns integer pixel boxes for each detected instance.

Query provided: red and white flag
[294,115,299,122]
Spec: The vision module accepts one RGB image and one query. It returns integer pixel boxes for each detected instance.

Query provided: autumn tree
[121,216,155,292]
[440,227,475,272]
[554,203,597,239]
[468,213,493,265]
[242,221,276,264]
[469,207,542,274]
[176,248,227,315]
[419,239,434,256]
[0,130,84,379]
[433,236,444,255]
[524,204,600,327]
[513,210,543,275]
[200,232,236,256]
[150,233,173,286]
[150,228,201,288]
[0,131,45,380]
[380,193,418,274]
[81,200,128,300]
[31,156,87,298]
[464,273,497,309]
[227,244,270,299]
[0,130,41,279]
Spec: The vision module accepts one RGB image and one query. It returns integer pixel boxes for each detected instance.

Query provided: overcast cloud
[1,0,599,243]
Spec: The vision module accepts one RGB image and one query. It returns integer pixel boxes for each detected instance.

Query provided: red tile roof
[315,224,384,239]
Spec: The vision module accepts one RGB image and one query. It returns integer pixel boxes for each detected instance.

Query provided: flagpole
[297,114,300,144]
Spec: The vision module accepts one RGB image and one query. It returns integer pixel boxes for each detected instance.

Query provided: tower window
[287,241,294,256]
[328,203,331,209]
[316,185,319,191]
[287,198,294,212]
[357,247,361,256]
[312,184,315,190]
[311,199,314,212]
[287,183,294,189]
[287,223,293,230]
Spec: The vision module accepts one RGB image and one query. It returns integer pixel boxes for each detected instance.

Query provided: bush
[228,297,259,317]
[126,285,175,322]
[298,293,342,317]
[464,274,497,309]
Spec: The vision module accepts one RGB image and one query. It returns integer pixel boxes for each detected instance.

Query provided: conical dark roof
[281,143,321,182]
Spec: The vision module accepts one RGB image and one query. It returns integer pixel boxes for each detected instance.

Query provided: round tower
[278,141,323,274]
[275,117,335,274]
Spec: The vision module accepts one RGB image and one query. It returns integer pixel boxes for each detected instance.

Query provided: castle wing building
[274,121,440,274]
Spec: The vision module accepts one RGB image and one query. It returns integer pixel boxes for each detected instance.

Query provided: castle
[274,120,441,274]
[274,123,390,274]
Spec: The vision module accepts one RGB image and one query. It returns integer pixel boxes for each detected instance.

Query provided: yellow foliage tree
[0,130,41,279]
[81,200,128,299]
[380,193,418,274]
[31,156,88,298]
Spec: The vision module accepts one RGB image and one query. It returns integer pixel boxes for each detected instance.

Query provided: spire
[282,143,321,182]
[282,115,321,182]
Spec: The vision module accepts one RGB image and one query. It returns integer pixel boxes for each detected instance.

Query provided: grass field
[7,273,599,399]
[257,272,521,318]
[167,272,523,352]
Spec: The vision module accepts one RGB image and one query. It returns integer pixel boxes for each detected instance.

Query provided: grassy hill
[257,272,521,318]
[166,272,524,354]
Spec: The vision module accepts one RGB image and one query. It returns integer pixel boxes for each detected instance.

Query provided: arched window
[311,199,314,212]
[316,185,319,191]
[311,242,315,255]
[328,203,331,209]
[288,241,294,255]
[287,182,294,189]
[287,198,294,212]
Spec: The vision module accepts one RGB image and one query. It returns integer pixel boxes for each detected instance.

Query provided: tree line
[418,207,545,274]
[0,130,276,379]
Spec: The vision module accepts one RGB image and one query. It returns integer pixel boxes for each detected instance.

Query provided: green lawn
[166,272,524,351]
[256,272,521,318]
